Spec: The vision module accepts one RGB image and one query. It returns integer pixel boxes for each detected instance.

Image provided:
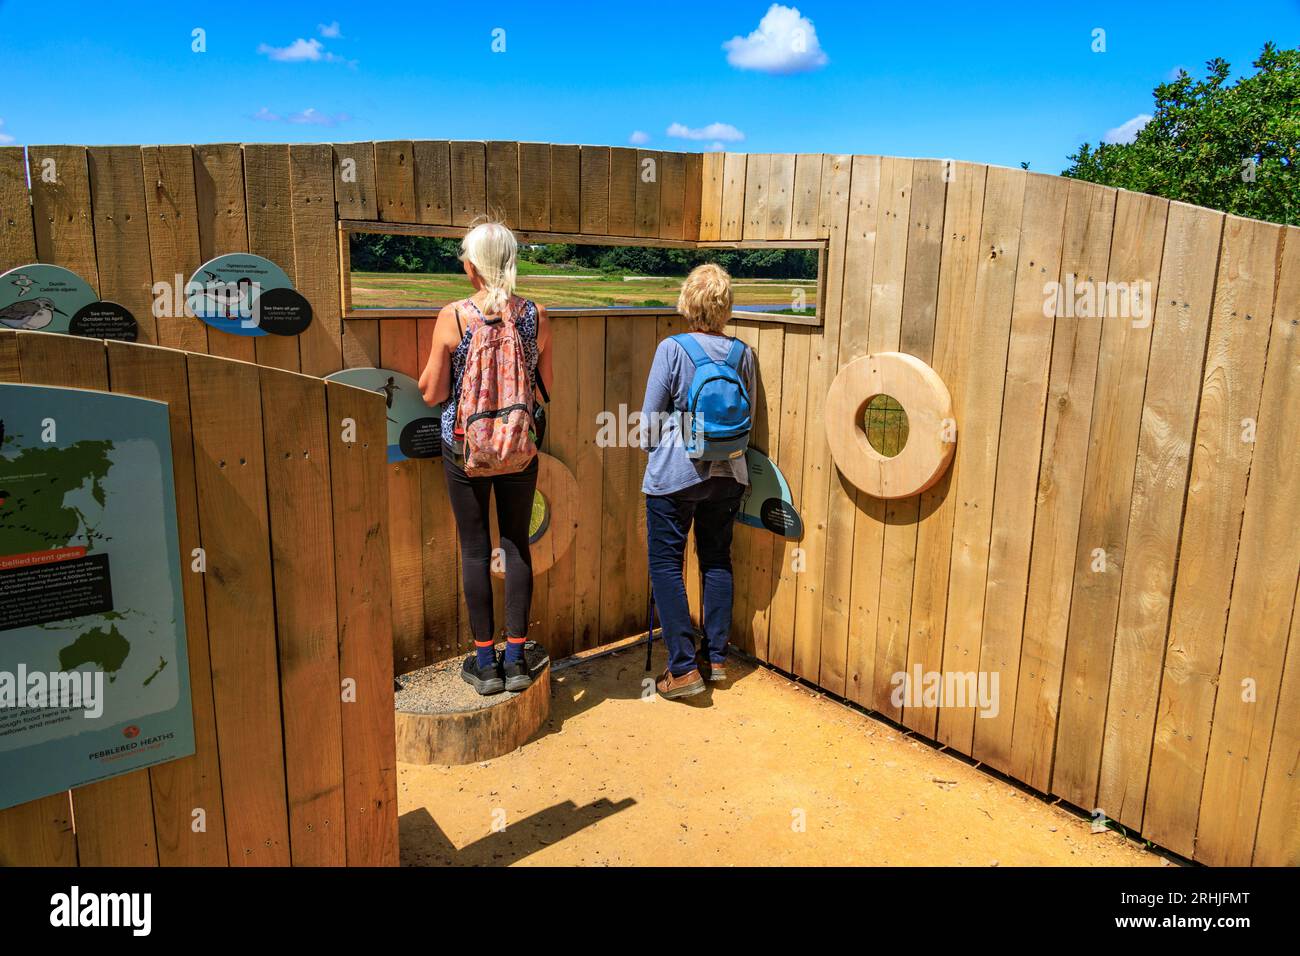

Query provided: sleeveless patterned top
[441,295,540,444]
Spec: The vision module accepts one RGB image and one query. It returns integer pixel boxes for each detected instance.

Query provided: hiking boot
[657,668,705,700]
[503,657,532,693]
[461,654,505,696]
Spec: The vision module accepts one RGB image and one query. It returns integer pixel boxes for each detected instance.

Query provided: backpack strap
[671,333,713,368]
[723,337,746,371]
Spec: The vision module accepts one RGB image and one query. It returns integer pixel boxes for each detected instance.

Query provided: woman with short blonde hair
[419,219,553,696]
[640,263,755,699]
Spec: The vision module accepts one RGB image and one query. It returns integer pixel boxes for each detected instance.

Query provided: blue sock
[475,640,495,669]
[504,637,526,664]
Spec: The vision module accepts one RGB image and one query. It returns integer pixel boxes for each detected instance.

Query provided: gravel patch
[395,642,550,715]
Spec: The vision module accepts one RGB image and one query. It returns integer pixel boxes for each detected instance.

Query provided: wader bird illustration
[9,273,34,298]
[374,376,399,423]
[0,297,66,330]
[193,272,255,316]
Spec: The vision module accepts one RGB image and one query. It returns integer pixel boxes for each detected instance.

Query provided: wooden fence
[0,329,398,866]
[1,142,1296,867]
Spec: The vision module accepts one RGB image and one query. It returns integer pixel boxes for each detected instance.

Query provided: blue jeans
[646,476,745,677]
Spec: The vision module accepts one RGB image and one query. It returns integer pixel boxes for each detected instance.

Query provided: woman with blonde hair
[639,263,755,700]
[419,220,553,695]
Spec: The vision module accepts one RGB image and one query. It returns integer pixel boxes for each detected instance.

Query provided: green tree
[1064,43,1298,226]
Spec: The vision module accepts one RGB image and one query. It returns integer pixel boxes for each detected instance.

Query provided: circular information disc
[186,253,295,338]
[0,264,96,335]
[70,301,138,341]
[825,352,956,499]
[324,367,442,462]
[490,453,578,578]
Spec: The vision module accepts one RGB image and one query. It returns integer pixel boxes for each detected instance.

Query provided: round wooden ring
[824,352,955,499]
[490,452,578,577]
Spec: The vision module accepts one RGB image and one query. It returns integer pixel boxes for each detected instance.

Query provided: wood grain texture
[291,144,344,376]
[333,142,378,220]
[486,141,521,228]
[412,141,451,226]
[28,145,100,292]
[374,141,417,224]
[142,146,208,351]
[244,144,299,371]
[450,142,487,227]
[193,144,254,362]
[0,146,35,271]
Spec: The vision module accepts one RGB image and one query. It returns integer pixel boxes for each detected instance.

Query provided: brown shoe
[657,668,705,700]
[696,653,728,682]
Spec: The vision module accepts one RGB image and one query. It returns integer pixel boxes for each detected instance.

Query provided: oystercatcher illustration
[0,297,67,330]
[193,272,255,317]
[374,376,399,423]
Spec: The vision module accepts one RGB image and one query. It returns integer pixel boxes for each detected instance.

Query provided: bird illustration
[0,297,66,330]
[193,272,255,317]
[9,273,34,298]
[374,376,400,423]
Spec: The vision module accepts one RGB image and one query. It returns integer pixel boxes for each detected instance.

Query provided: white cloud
[258,38,326,61]
[629,130,650,145]
[0,119,13,145]
[318,21,342,38]
[252,107,351,126]
[723,4,828,75]
[1103,113,1152,145]
[666,122,745,142]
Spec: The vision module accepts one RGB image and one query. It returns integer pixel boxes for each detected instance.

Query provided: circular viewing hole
[861,394,909,458]
[528,490,550,544]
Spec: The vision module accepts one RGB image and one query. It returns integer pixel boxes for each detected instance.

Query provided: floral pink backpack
[453,297,540,476]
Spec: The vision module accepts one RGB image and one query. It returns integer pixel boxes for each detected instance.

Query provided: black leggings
[442,453,539,643]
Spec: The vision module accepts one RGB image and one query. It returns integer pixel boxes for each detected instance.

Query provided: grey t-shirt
[639,332,756,497]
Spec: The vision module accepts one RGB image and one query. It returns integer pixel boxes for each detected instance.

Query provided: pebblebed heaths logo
[49,886,151,936]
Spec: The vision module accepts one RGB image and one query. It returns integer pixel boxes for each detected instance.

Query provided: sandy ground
[397,644,1169,867]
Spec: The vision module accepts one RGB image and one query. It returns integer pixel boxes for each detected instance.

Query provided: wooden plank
[450,142,487,227]
[187,351,291,865]
[970,173,1071,770]
[719,153,747,242]
[142,146,207,352]
[858,156,913,717]
[326,379,400,865]
[486,141,521,228]
[745,322,784,659]
[16,332,160,866]
[742,154,770,242]
[607,148,637,237]
[374,140,417,223]
[623,316,657,637]
[0,146,36,271]
[105,338,229,866]
[333,142,378,221]
[766,327,812,672]
[518,143,551,232]
[579,146,610,235]
[657,151,686,241]
[698,152,725,243]
[1194,231,1300,865]
[0,329,78,868]
[543,314,579,659]
[634,150,662,240]
[412,140,452,226]
[599,316,634,640]
[765,154,796,240]
[1254,600,1300,865]
[86,147,157,344]
[901,162,991,738]
[1094,202,1223,826]
[1143,215,1283,857]
[549,145,581,234]
[259,367,347,865]
[874,158,947,723]
[819,155,878,700]
[27,145,99,291]
[291,144,344,377]
[1006,180,1117,787]
[934,165,1028,749]
[788,152,855,683]
[380,320,426,671]
[193,144,253,362]
[244,144,299,371]
[573,317,606,649]
[682,153,703,242]
[417,318,459,662]
[1050,190,1169,808]
[790,154,823,241]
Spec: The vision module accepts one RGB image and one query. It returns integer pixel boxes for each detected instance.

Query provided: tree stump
[394,644,551,766]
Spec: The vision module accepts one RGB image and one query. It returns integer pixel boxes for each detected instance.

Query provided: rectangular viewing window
[340,223,824,326]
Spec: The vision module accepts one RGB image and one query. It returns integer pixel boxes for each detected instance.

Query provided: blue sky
[1,1,1296,173]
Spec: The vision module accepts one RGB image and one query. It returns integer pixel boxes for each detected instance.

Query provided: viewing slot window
[340,223,825,327]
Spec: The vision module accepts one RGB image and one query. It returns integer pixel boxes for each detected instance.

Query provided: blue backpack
[671,333,752,461]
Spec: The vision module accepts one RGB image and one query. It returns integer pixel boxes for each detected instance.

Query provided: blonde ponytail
[460,219,518,315]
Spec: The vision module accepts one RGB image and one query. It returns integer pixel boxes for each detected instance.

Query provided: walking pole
[644,562,656,672]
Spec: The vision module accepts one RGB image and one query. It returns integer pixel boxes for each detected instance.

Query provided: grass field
[350,271,817,313]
